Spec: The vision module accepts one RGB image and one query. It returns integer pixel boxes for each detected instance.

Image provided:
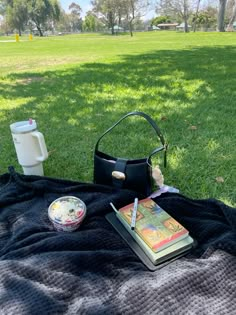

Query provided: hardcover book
[118,198,189,252]
[115,211,194,266]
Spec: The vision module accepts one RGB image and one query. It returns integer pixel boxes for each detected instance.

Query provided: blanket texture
[0,168,235,315]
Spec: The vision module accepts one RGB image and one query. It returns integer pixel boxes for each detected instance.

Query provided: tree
[156,0,194,32]
[1,0,27,35]
[226,0,236,30]
[122,0,150,36]
[192,7,217,30]
[0,1,11,34]
[91,0,119,34]
[54,10,71,32]
[0,0,6,15]
[192,0,201,31]
[27,0,61,36]
[83,12,96,31]
[68,2,83,32]
[0,13,13,35]
[132,17,146,30]
[217,0,227,31]
[151,15,171,26]
[6,0,27,35]
[82,10,105,32]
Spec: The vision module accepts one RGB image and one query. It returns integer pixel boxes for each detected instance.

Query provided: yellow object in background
[15,34,19,42]
[29,34,33,41]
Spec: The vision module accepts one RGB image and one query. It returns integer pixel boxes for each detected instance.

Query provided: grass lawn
[0,31,235,206]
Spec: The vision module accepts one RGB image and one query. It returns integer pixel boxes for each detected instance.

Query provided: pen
[131,198,138,230]
[110,202,118,214]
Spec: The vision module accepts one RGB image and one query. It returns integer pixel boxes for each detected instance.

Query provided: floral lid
[48,196,86,225]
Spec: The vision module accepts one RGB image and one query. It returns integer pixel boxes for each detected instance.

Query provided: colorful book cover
[115,212,194,265]
[118,198,189,252]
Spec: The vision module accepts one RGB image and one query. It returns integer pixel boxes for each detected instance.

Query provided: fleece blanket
[0,167,235,315]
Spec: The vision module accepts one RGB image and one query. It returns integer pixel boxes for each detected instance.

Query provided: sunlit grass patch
[0,31,235,205]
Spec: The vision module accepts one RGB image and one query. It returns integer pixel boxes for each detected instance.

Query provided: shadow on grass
[0,45,235,204]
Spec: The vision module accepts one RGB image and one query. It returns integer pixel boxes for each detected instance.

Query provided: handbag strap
[95,111,167,166]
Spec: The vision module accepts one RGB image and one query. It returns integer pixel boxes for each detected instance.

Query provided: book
[115,211,194,266]
[118,198,189,253]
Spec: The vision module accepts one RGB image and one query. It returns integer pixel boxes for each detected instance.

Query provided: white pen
[131,198,138,230]
[110,202,118,214]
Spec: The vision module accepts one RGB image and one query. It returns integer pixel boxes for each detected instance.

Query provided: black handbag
[93,111,167,196]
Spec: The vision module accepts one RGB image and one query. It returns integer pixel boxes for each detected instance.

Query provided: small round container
[48,196,86,232]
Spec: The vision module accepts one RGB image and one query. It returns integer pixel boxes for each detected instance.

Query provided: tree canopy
[0,0,236,35]
[0,0,61,36]
[91,0,150,36]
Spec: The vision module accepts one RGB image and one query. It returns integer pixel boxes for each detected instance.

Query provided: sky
[60,0,156,20]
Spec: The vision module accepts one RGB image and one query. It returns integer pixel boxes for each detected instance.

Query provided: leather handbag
[93,111,167,196]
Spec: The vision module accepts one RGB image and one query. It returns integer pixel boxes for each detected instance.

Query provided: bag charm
[150,165,179,198]
[152,165,164,188]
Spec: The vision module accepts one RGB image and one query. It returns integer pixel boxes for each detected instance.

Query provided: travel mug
[10,119,48,176]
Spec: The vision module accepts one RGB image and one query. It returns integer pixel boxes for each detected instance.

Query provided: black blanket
[0,168,235,314]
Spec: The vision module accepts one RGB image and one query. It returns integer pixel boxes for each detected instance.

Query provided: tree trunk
[184,19,188,32]
[129,21,133,37]
[217,0,227,32]
[128,1,135,37]
[183,0,189,32]
[193,0,201,32]
[36,25,43,36]
[108,11,115,35]
[226,1,236,31]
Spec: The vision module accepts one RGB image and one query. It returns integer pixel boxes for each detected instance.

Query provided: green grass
[0,31,236,206]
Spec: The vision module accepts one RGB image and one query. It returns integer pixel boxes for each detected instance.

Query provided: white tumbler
[10,119,48,176]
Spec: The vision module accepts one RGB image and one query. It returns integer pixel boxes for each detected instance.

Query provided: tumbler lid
[10,119,37,134]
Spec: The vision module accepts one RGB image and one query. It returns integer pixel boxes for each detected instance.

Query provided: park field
[0,31,236,206]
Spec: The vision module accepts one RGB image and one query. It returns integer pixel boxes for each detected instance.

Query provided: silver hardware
[112,171,126,180]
